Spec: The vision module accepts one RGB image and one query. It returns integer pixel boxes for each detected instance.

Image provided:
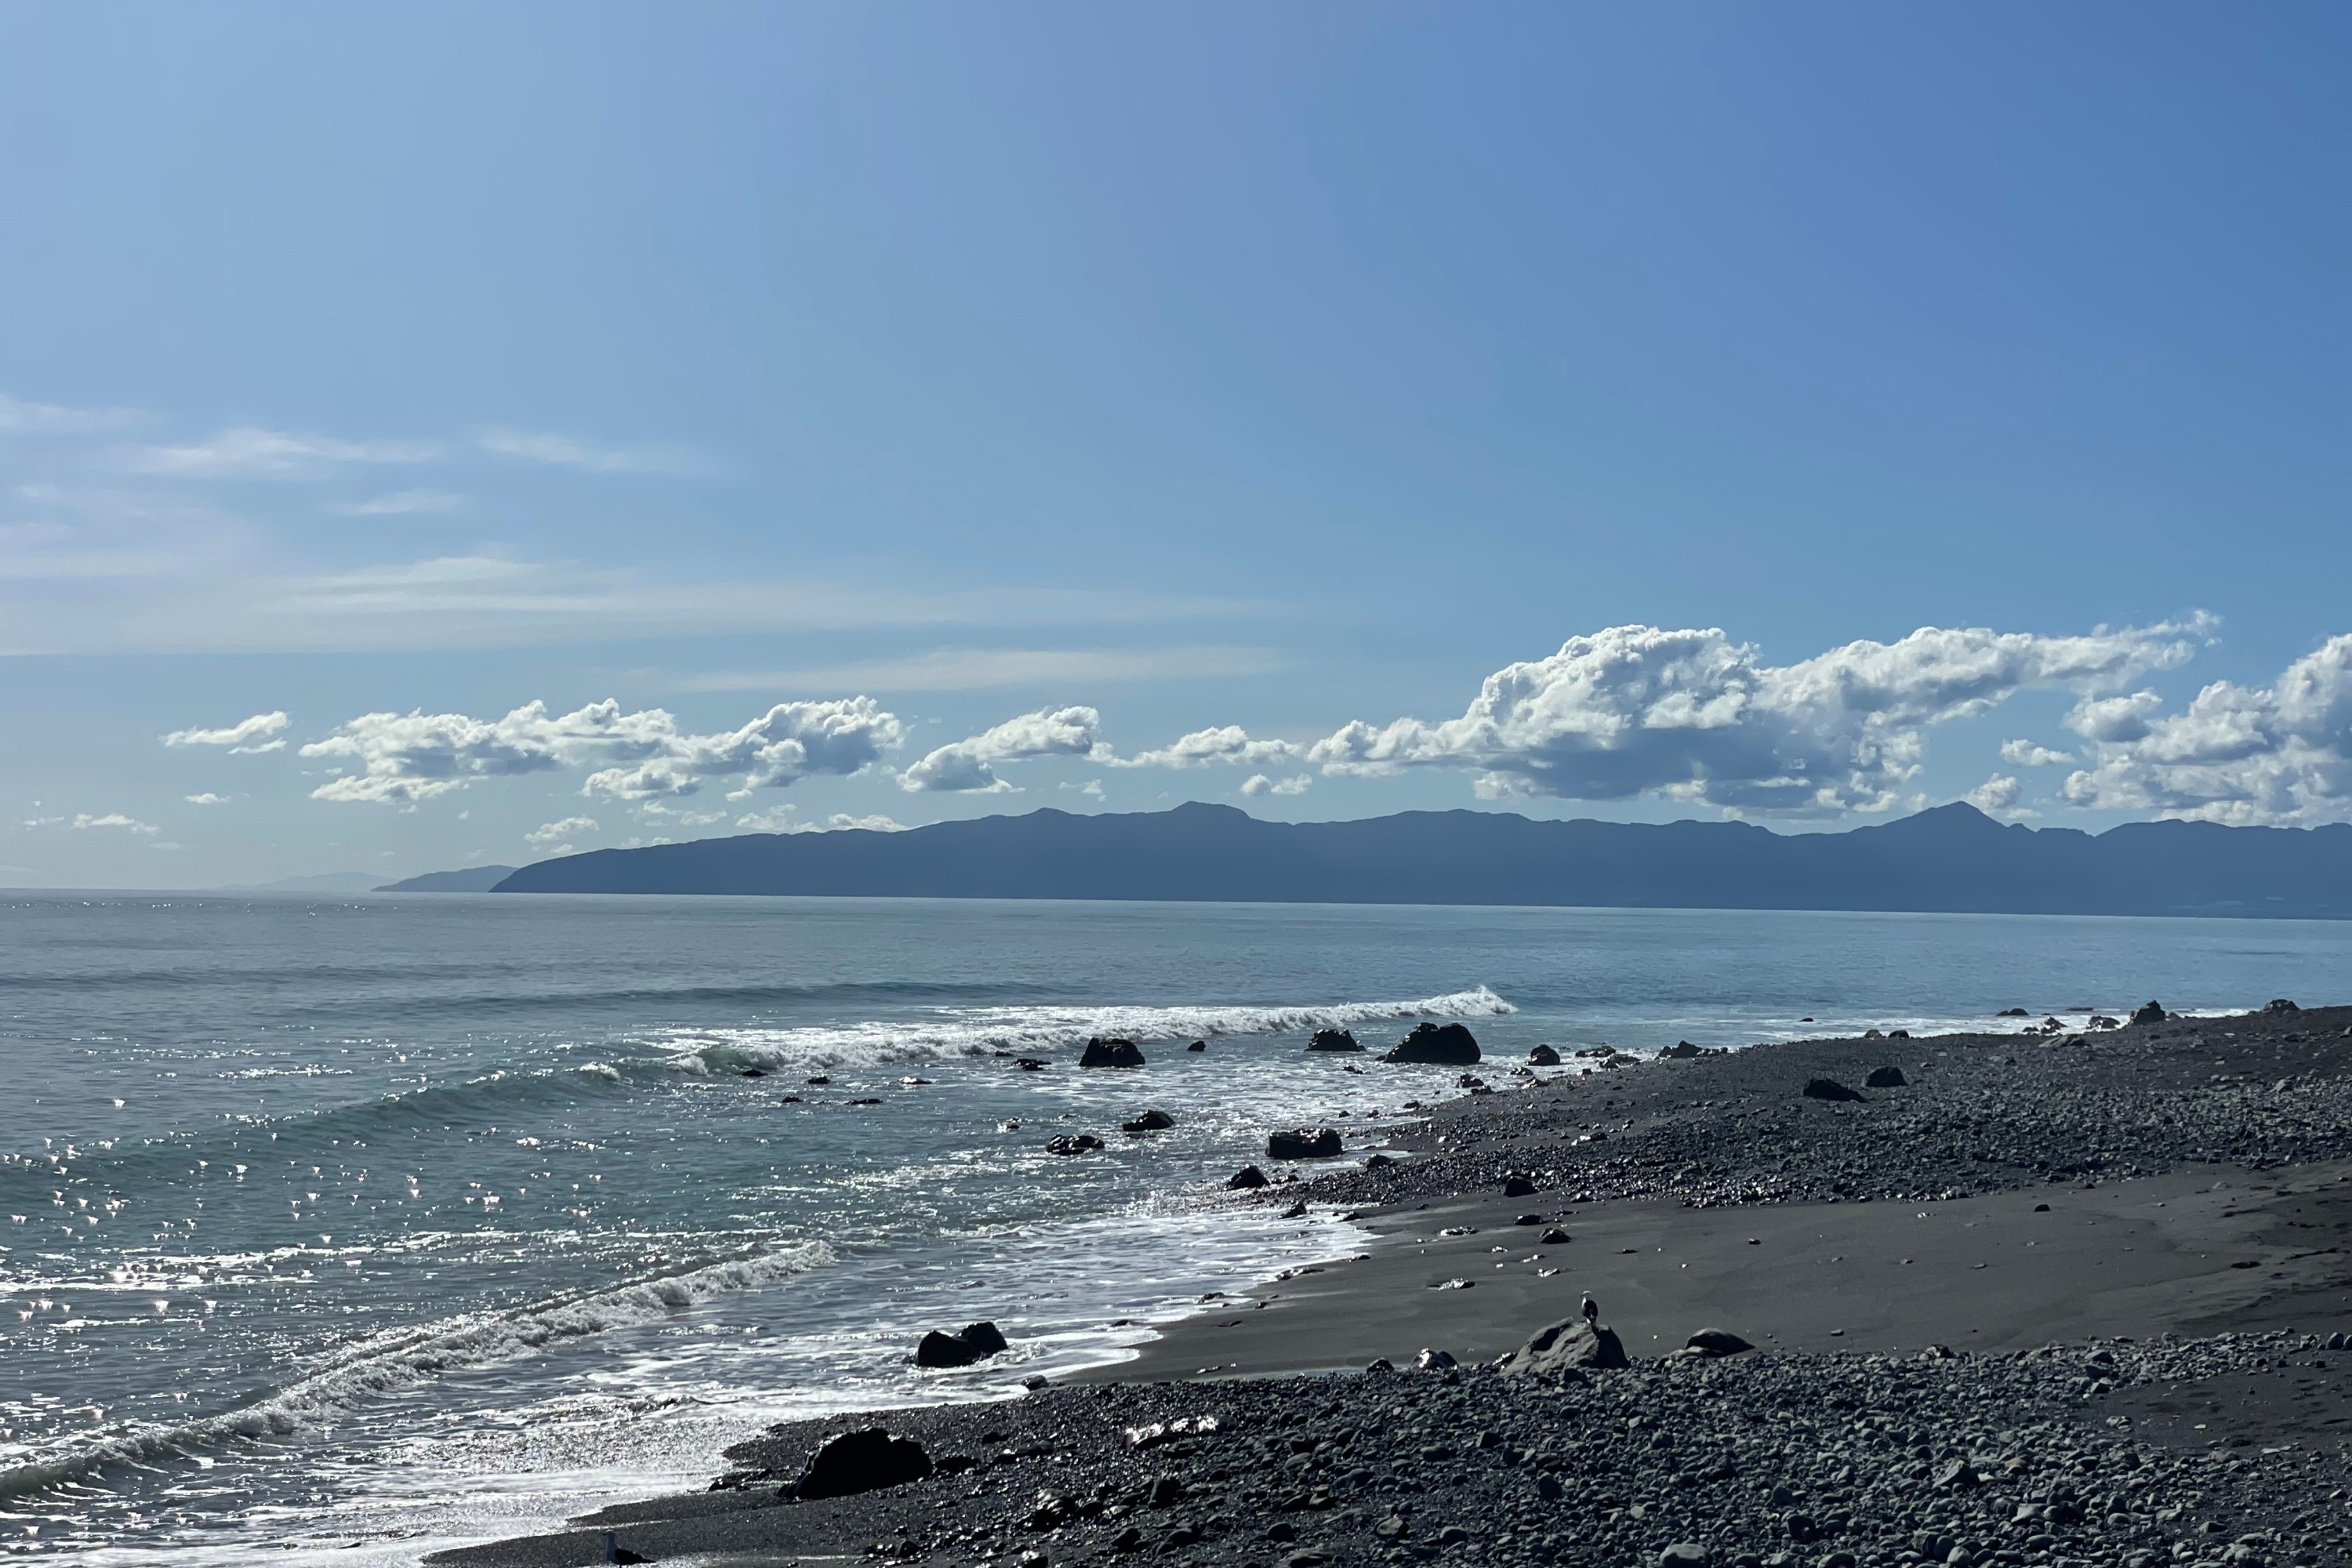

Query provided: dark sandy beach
[437,1002,2352,1568]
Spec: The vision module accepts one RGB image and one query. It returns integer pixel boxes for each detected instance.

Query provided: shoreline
[435,999,2352,1568]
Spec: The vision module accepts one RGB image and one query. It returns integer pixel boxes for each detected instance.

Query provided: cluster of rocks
[1297,1004,2352,1214]
[586,1328,2349,1568]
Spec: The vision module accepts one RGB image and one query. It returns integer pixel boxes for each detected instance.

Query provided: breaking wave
[666,984,1517,1073]
[0,1241,834,1501]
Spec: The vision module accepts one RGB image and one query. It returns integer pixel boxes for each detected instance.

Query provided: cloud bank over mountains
[158,618,2352,829]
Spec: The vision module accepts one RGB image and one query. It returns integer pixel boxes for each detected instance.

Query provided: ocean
[3,891,2347,1563]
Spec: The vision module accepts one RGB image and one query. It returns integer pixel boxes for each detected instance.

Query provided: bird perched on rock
[1580,1291,1599,1326]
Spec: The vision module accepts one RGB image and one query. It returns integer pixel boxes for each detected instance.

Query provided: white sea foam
[659,984,1515,1073]
[0,1241,834,1501]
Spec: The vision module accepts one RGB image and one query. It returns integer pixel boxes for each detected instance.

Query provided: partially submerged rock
[1527,1044,1561,1065]
[1120,1109,1175,1134]
[1306,1028,1363,1053]
[1502,1316,1628,1375]
[1226,1164,1269,1189]
[1080,1037,1146,1068]
[1267,1127,1342,1160]
[793,1428,933,1499]
[916,1321,1010,1367]
[1660,1040,1702,1059]
[1046,1134,1105,1156]
[1382,1022,1480,1065]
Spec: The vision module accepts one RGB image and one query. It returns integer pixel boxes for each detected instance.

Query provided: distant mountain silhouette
[376,866,517,893]
[488,802,2352,920]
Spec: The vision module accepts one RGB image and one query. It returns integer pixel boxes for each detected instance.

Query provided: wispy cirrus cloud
[123,427,442,479]
[477,428,706,476]
[0,393,144,436]
[677,645,1284,694]
[334,489,463,517]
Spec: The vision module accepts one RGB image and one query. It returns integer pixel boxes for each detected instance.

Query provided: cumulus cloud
[1119,724,1301,771]
[300,696,904,805]
[183,793,228,805]
[1241,773,1313,797]
[898,706,1108,793]
[125,428,441,478]
[735,804,908,834]
[2060,634,2352,826]
[526,816,600,851]
[72,812,159,835]
[1998,739,2074,768]
[1963,775,2024,815]
[1302,620,2207,812]
[164,711,289,753]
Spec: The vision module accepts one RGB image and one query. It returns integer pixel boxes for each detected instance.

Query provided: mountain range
[485,801,2352,920]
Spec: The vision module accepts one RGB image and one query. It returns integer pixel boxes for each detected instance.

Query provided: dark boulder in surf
[1527,1044,1562,1065]
[1080,1037,1146,1068]
[1227,1164,1270,1189]
[915,1322,1009,1367]
[1383,1022,1480,1065]
[1307,1028,1363,1053]
[1267,1127,1342,1160]
[1047,1134,1105,1156]
[1121,1109,1175,1134]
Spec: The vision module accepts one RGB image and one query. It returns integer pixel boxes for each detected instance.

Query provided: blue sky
[2,2,2346,886]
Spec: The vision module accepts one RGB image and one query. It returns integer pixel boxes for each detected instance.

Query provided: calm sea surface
[3,892,2346,1563]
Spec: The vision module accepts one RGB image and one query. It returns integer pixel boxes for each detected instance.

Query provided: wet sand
[1094,1162,2352,1380]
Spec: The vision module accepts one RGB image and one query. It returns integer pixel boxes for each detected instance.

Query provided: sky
[2,2,2347,887]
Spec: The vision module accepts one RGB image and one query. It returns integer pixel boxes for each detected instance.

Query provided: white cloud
[526,815,601,851]
[183,793,229,805]
[335,489,463,517]
[2064,690,2167,744]
[72,812,158,835]
[125,428,441,479]
[1998,739,2074,768]
[1963,775,2024,815]
[1302,619,2209,813]
[898,706,1108,793]
[0,393,142,435]
[300,696,903,805]
[2060,634,2352,825]
[678,646,1285,694]
[1240,773,1313,797]
[477,428,702,476]
[1119,724,1301,771]
[163,711,289,753]
[735,804,908,834]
